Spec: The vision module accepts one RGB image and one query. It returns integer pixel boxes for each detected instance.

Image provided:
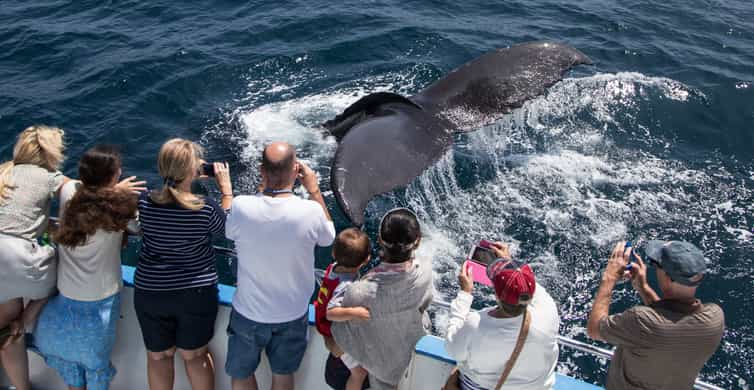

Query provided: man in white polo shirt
[225,141,336,390]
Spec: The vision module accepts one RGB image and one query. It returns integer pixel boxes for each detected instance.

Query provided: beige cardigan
[331,258,433,389]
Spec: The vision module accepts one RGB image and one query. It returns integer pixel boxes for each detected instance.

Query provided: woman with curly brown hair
[33,145,145,390]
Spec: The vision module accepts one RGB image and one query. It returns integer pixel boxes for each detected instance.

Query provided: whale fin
[414,41,592,131]
[330,100,451,226]
[322,92,421,140]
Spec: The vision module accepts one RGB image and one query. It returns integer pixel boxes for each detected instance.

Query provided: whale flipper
[328,41,592,225]
[330,102,451,226]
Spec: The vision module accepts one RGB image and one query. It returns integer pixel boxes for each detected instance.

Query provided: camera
[200,163,215,177]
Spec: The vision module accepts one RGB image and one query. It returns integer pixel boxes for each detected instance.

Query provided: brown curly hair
[55,145,137,247]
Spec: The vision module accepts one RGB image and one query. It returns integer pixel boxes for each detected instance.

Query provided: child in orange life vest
[315,228,371,390]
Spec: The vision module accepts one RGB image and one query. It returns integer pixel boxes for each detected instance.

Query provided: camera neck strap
[495,308,531,390]
[263,188,294,196]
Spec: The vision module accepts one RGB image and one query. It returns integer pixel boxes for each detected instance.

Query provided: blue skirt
[34,292,121,390]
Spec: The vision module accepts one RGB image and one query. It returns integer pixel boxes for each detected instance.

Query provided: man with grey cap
[587,240,724,390]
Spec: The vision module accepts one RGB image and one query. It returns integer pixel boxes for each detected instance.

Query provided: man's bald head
[261,142,297,189]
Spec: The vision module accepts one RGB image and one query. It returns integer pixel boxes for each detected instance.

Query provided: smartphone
[469,245,497,266]
[201,163,215,177]
[625,241,639,270]
[466,240,496,287]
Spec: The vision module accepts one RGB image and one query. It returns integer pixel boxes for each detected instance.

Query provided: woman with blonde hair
[0,125,68,390]
[134,138,232,390]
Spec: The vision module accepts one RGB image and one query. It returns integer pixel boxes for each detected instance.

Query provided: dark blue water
[2,1,753,388]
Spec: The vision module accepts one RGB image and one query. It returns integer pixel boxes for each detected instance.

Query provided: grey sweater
[331,258,434,388]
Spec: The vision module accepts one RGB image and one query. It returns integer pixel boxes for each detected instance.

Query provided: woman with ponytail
[0,125,68,390]
[331,208,434,390]
[134,138,232,390]
[34,145,144,390]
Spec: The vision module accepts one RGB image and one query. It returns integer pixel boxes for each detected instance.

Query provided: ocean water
[1,0,753,388]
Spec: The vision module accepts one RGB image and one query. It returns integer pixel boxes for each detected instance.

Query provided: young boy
[315,228,371,390]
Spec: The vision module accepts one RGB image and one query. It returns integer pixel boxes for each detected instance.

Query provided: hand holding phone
[466,240,498,286]
[458,262,474,293]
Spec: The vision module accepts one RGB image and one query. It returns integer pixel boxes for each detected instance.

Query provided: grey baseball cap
[645,240,707,286]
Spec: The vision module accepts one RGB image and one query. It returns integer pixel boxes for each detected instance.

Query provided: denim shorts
[225,308,308,377]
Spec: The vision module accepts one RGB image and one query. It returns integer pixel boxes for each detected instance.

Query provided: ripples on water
[2,0,753,388]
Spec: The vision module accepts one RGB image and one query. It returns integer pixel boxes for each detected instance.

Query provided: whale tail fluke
[325,41,592,225]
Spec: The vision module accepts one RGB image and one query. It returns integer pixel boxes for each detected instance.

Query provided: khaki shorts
[0,234,57,302]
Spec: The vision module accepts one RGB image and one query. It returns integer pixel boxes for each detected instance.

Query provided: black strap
[263,188,294,196]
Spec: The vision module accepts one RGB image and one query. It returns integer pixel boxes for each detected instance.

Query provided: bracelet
[309,189,321,196]
[221,193,234,198]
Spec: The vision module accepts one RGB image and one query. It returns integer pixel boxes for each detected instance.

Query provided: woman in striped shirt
[134,138,232,390]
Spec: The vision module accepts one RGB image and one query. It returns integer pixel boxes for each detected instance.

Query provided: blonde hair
[0,125,66,203]
[151,138,205,210]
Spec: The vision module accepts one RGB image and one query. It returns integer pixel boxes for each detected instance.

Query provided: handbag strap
[494,309,531,390]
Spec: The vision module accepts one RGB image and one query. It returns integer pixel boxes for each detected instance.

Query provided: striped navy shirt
[134,191,225,291]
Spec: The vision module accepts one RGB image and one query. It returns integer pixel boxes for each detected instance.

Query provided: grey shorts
[225,308,308,377]
[0,234,57,302]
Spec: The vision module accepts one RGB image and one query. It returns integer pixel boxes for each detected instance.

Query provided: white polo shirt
[226,194,336,323]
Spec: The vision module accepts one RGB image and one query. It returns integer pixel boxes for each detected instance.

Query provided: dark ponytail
[378,208,422,263]
[55,145,137,247]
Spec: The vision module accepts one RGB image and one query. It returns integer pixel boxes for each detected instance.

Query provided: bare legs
[232,375,259,390]
[147,348,176,390]
[346,366,368,390]
[147,345,215,390]
[271,374,294,390]
[231,374,293,390]
[181,346,215,390]
[0,298,30,390]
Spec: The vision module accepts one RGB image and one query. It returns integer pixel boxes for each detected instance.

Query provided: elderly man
[225,142,336,390]
[587,241,725,390]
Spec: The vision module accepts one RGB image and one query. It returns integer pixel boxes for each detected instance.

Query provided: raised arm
[587,242,629,341]
[444,262,475,362]
[299,162,332,221]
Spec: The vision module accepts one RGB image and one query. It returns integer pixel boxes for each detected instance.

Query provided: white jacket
[444,284,560,390]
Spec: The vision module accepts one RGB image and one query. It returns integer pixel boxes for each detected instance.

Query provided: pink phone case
[466,239,496,287]
[466,260,493,286]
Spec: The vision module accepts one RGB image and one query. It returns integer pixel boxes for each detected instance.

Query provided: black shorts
[134,286,219,352]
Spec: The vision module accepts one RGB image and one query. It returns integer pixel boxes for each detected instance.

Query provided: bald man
[225,142,336,390]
